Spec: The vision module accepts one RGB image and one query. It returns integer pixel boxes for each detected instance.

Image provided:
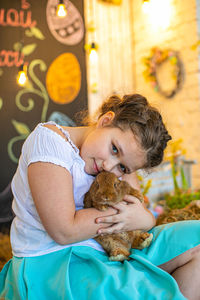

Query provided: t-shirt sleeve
[23,126,74,172]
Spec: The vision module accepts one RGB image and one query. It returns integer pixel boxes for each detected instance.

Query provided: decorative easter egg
[46,53,81,104]
[46,0,84,45]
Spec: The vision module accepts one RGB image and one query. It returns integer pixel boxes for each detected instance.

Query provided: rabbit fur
[84,171,153,261]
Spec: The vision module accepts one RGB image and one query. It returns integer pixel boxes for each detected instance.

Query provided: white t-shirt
[11,122,105,257]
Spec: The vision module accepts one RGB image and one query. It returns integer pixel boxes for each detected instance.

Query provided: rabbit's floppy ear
[97,111,115,128]
[118,180,131,191]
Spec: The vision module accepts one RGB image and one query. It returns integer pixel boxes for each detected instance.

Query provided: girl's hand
[95,194,155,235]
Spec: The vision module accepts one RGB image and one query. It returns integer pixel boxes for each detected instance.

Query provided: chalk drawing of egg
[46,53,81,104]
[46,0,84,45]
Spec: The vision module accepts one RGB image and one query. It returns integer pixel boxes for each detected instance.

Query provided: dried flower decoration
[143,47,184,98]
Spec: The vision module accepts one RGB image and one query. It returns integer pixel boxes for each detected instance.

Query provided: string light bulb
[17,64,28,86]
[56,0,67,18]
[89,42,98,64]
[142,0,151,14]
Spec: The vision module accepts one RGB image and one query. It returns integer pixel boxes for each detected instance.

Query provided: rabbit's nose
[102,195,109,201]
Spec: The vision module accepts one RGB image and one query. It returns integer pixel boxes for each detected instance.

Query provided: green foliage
[163,139,200,209]
[165,190,200,209]
[164,150,199,209]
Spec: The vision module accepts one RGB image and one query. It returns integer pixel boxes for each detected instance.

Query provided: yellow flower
[164,138,186,161]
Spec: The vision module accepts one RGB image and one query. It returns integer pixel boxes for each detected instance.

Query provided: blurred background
[0,0,200,226]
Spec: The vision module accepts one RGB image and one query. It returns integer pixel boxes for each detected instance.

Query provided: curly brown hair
[96,94,172,169]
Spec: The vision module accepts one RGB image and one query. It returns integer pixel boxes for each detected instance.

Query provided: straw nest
[0,232,12,271]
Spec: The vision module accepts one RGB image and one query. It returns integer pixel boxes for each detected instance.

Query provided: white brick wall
[133,0,200,188]
[84,0,200,189]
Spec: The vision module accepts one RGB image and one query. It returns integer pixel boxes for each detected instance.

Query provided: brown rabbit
[84,171,153,261]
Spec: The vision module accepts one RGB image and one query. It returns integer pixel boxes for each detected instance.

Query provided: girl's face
[80,112,147,177]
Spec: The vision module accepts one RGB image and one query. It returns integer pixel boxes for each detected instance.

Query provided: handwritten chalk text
[0,50,25,67]
[0,8,37,28]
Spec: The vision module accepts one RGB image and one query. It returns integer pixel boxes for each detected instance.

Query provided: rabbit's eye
[114,182,118,188]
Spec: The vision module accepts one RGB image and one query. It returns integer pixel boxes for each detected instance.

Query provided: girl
[0,94,200,300]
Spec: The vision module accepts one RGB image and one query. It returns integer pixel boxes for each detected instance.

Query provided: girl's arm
[28,162,117,245]
[96,172,156,234]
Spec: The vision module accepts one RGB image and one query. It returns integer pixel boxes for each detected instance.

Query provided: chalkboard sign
[0,0,88,195]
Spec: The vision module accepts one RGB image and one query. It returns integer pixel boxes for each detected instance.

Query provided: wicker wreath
[143,47,184,98]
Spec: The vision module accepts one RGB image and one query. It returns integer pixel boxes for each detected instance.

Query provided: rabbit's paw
[109,248,130,261]
[137,233,153,249]
[109,254,127,262]
[98,204,109,211]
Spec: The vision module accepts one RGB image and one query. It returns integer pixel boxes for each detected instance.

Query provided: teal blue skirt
[1,221,200,300]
